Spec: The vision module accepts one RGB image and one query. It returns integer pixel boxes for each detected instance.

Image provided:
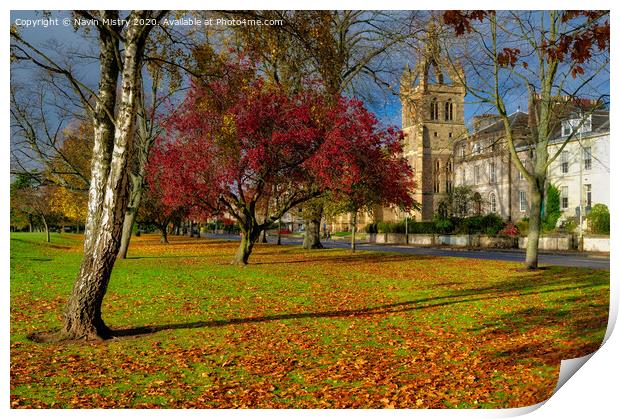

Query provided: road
[202,233,610,270]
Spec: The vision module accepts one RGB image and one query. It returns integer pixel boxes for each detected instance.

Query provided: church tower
[401,23,467,221]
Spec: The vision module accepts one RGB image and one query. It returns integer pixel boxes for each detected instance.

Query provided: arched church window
[445,99,453,121]
[434,159,441,193]
[430,98,438,120]
[445,160,453,194]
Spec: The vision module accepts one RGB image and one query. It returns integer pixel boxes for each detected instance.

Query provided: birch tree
[12,10,167,340]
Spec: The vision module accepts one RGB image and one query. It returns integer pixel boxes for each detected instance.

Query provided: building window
[583,146,592,170]
[519,190,527,212]
[562,115,593,136]
[489,192,497,213]
[489,161,497,184]
[585,184,592,208]
[474,165,480,184]
[460,144,466,158]
[473,142,481,155]
[473,192,482,215]
[445,160,453,194]
[518,169,525,180]
[562,121,572,137]
[430,98,438,120]
[434,132,438,137]
[561,151,569,174]
[434,160,441,193]
[445,99,453,121]
[449,132,453,138]
[461,169,465,185]
[561,186,569,209]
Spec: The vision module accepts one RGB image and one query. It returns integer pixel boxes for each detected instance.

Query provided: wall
[583,236,610,253]
[519,235,574,251]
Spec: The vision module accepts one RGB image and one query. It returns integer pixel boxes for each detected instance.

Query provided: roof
[472,111,529,136]
[548,111,610,145]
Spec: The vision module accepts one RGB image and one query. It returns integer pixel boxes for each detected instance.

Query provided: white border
[3,2,617,418]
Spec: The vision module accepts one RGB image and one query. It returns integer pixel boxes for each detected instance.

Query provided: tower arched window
[434,159,441,193]
[430,98,438,120]
[445,99,453,121]
[445,160,453,194]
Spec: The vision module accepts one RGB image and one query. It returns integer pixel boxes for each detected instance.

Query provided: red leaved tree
[151,60,415,264]
[313,99,416,252]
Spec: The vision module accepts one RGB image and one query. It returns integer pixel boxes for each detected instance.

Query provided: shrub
[588,204,610,234]
[376,221,391,233]
[499,222,520,237]
[543,184,561,232]
[560,217,578,234]
[434,217,453,234]
[365,222,378,234]
[408,220,436,234]
[516,218,529,236]
[481,213,505,235]
[374,220,436,234]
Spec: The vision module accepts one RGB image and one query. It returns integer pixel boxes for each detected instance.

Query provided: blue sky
[10,10,609,132]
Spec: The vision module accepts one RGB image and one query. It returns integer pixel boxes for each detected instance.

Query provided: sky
[10,10,610,134]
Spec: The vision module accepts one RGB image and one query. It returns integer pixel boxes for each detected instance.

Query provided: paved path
[202,233,610,270]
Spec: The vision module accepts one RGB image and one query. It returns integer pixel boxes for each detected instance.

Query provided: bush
[481,214,505,235]
[499,222,520,237]
[560,217,578,234]
[365,222,378,234]
[408,220,435,234]
[376,221,395,233]
[588,204,610,234]
[434,217,453,234]
[516,218,529,236]
[543,184,561,232]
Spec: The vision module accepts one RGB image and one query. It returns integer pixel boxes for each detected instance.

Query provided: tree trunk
[118,198,138,259]
[233,228,260,265]
[525,181,544,270]
[277,218,282,245]
[42,216,50,243]
[351,212,357,253]
[118,78,155,259]
[261,229,267,243]
[160,222,169,243]
[303,216,323,249]
[62,13,153,341]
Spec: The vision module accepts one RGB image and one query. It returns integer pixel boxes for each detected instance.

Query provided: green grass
[10,232,609,408]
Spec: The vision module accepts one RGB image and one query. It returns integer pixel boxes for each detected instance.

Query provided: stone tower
[400,23,468,221]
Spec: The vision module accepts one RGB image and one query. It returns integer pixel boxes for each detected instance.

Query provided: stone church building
[326,29,609,231]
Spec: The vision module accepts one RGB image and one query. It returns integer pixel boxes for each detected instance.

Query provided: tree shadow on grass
[249,253,438,266]
[10,237,71,250]
[110,268,608,339]
[125,255,206,260]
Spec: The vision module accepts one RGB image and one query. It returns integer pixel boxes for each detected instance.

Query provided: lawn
[10,232,609,408]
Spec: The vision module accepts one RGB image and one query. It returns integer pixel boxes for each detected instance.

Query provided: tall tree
[442,10,609,269]
[12,185,60,243]
[12,10,168,340]
[153,58,414,264]
[313,104,416,252]
[231,11,423,249]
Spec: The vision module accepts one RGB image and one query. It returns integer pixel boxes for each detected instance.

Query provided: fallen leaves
[9,233,609,408]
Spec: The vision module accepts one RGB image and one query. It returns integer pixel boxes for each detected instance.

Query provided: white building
[546,112,610,222]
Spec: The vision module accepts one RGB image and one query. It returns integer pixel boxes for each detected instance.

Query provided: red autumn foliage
[147,59,414,264]
[499,222,520,237]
